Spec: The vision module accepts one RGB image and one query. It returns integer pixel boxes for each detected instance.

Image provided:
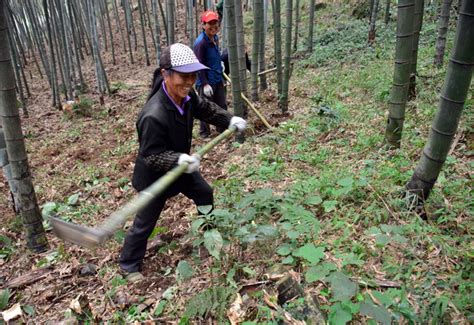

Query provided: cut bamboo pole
[223,72,273,130]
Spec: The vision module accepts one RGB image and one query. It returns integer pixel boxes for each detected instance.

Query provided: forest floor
[1,1,473,324]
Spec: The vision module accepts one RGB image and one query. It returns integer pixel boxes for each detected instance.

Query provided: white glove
[203,84,213,97]
[229,116,247,132]
[178,153,201,173]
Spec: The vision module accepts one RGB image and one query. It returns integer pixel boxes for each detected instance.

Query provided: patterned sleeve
[143,151,181,172]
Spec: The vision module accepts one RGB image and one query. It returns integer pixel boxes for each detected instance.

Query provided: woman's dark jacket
[132,79,233,191]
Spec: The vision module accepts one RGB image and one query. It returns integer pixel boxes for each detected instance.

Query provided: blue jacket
[194,31,223,86]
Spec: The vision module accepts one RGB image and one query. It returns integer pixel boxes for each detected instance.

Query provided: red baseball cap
[201,11,219,23]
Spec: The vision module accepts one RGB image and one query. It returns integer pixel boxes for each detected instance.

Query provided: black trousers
[198,82,227,137]
[119,172,213,272]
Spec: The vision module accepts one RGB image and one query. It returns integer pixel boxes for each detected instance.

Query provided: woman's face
[163,70,197,102]
[203,20,219,38]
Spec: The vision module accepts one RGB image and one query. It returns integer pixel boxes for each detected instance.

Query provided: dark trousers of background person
[197,82,227,138]
[119,172,213,273]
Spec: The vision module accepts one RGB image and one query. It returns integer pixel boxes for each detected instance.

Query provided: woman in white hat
[119,43,246,281]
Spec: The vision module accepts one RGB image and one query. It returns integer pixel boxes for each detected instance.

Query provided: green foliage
[65,96,94,117]
[176,260,194,281]
[110,81,130,94]
[183,286,233,321]
[0,235,14,262]
[0,288,10,309]
[302,20,395,67]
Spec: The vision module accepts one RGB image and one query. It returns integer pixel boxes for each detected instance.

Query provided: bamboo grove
[3,0,322,116]
[0,0,472,250]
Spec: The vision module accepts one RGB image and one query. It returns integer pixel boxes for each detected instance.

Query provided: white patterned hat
[160,43,209,73]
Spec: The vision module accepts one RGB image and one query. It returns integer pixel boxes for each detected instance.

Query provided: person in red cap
[193,10,226,138]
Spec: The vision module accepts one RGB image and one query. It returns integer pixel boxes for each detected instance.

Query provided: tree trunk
[123,0,137,59]
[158,0,169,46]
[86,0,110,103]
[67,0,85,89]
[307,0,315,53]
[235,0,248,119]
[259,0,268,91]
[225,0,245,143]
[152,0,162,64]
[406,0,473,201]
[385,0,391,24]
[186,0,195,47]
[433,0,453,67]
[272,0,283,108]
[6,18,27,116]
[0,126,16,212]
[0,0,49,252]
[281,0,293,112]
[368,0,380,44]
[103,0,116,65]
[137,0,150,66]
[251,0,262,101]
[384,0,415,148]
[292,0,300,51]
[112,0,128,54]
[43,0,61,109]
[408,0,424,100]
[166,0,175,44]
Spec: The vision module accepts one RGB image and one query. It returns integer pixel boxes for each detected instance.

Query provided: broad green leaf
[375,234,391,247]
[212,209,234,220]
[305,262,337,283]
[257,225,279,237]
[360,301,392,325]
[340,253,364,267]
[67,193,79,206]
[242,266,256,276]
[356,178,368,187]
[0,288,10,309]
[191,219,206,234]
[41,202,58,217]
[380,224,404,235]
[0,235,12,247]
[337,177,353,187]
[328,302,353,325]
[327,271,358,301]
[204,229,223,259]
[22,304,35,317]
[323,200,338,212]
[154,300,167,316]
[305,195,323,205]
[293,244,325,264]
[276,244,293,256]
[226,267,237,288]
[371,291,394,307]
[282,255,294,264]
[365,226,381,235]
[162,286,177,300]
[149,226,167,239]
[197,205,213,215]
[286,230,300,239]
[392,234,408,244]
[176,260,194,280]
